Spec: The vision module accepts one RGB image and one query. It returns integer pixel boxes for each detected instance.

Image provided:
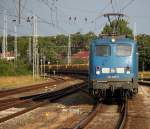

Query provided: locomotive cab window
[96,45,111,56]
[116,44,132,56]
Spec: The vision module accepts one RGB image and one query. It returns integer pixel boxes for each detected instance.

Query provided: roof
[0,52,15,57]
[92,37,135,45]
[72,51,89,59]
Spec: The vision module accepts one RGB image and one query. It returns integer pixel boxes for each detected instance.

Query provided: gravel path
[0,91,94,129]
[124,85,150,129]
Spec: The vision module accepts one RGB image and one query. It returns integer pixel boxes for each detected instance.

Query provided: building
[72,51,89,63]
[0,51,15,61]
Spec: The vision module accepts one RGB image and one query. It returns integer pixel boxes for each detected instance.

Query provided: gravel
[124,85,150,129]
[0,90,94,129]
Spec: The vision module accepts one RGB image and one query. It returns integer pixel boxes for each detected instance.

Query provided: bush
[0,59,32,76]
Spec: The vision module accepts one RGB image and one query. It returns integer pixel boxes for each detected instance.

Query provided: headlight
[126,66,131,74]
[126,71,130,74]
[96,71,100,75]
[111,37,116,42]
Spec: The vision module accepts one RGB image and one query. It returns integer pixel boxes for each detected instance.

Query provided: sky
[0,0,150,36]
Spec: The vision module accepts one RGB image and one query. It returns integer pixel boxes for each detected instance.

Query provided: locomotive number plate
[107,75,119,78]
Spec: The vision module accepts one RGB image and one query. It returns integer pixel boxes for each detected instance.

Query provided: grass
[0,75,46,90]
[0,71,150,90]
[0,59,32,76]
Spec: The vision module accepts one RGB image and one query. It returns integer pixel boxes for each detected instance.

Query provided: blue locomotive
[89,36,138,98]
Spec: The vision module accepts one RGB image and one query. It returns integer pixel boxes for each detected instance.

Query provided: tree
[137,34,150,71]
[101,20,150,71]
[101,19,133,38]
[83,32,97,50]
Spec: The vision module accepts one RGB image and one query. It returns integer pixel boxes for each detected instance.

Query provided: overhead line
[19,0,21,24]
[121,0,135,11]
[20,1,67,33]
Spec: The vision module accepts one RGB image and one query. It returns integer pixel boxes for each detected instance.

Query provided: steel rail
[138,81,150,86]
[72,97,128,129]
[0,80,87,111]
[0,78,72,98]
[0,82,87,110]
[115,97,128,129]
[0,82,87,123]
[73,103,101,129]
[0,99,33,111]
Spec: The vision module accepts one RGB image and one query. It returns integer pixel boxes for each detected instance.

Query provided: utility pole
[19,0,21,24]
[28,37,32,64]
[33,16,35,79]
[27,16,33,64]
[5,13,8,54]
[134,22,137,41]
[35,16,39,78]
[67,34,71,64]
[43,56,46,79]
[2,11,8,58]
[2,12,6,58]
[26,16,39,79]
[40,59,43,76]
[33,16,39,79]
[37,48,39,78]
[142,42,145,80]
[14,25,17,60]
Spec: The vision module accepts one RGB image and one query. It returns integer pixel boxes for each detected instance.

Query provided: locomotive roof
[92,37,136,45]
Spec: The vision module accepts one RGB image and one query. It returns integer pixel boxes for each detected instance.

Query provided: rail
[0,82,87,123]
[115,97,128,129]
[0,79,69,98]
[73,103,101,129]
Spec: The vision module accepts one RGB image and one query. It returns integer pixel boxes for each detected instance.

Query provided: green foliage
[99,32,150,71]
[1,29,150,74]
[101,19,133,38]
[38,32,96,64]
[137,34,150,71]
[136,34,150,47]
[0,32,96,76]
[72,58,85,64]
[0,59,31,76]
[83,32,97,50]
[101,19,150,71]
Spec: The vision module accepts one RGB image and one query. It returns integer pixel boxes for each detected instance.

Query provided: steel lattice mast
[2,11,8,58]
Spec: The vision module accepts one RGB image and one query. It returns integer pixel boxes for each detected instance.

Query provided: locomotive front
[89,37,138,98]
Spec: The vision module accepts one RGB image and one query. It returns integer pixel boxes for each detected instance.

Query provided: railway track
[0,77,149,128]
[123,84,150,129]
[115,98,128,129]
[0,82,87,123]
[138,80,150,86]
[71,80,150,129]
[72,98,128,129]
[0,77,85,109]
[0,76,70,98]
